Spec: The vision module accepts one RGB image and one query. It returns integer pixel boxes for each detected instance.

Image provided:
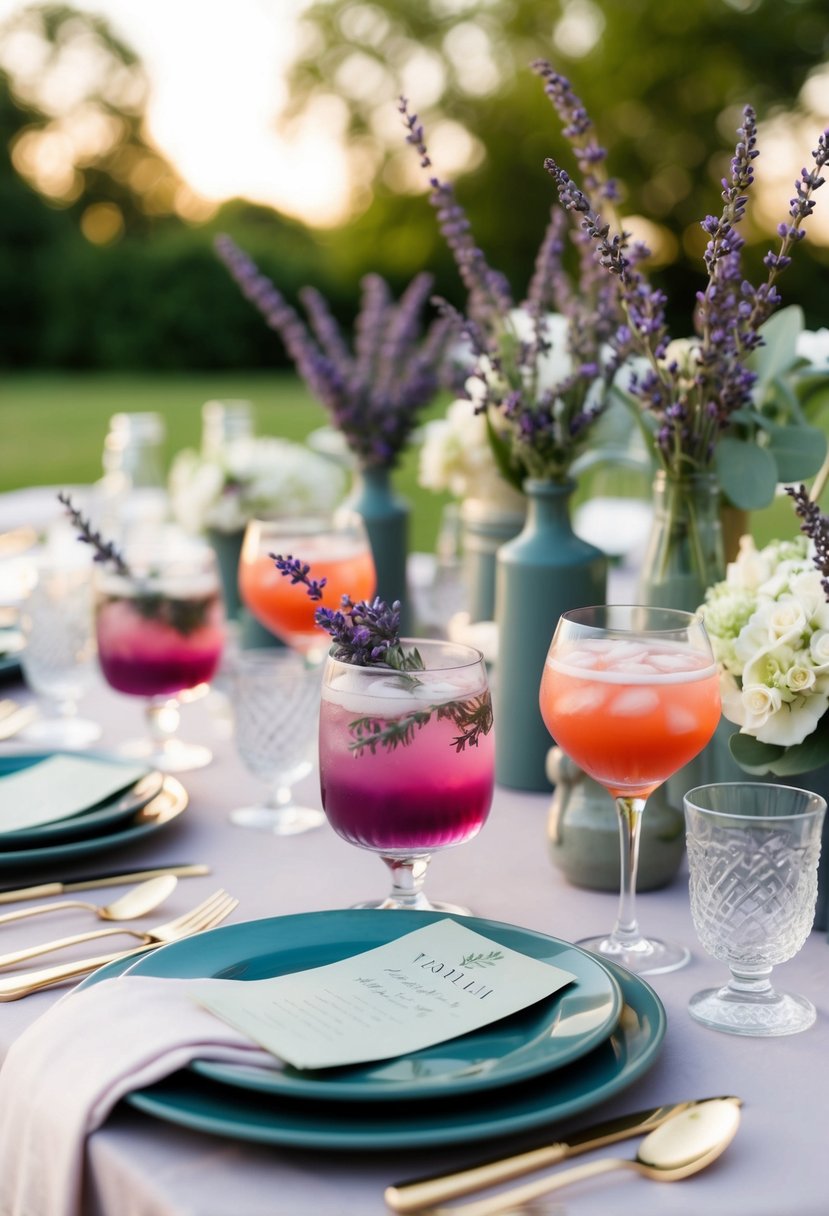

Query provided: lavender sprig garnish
[787,484,829,599]
[273,556,492,753]
[57,492,130,577]
[215,235,456,470]
[399,95,626,487]
[541,71,829,477]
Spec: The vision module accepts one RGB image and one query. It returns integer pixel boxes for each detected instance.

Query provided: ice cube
[613,660,659,675]
[608,642,648,661]
[665,705,698,734]
[556,685,607,716]
[650,652,692,673]
[609,688,660,716]
[563,649,600,668]
[412,679,457,703]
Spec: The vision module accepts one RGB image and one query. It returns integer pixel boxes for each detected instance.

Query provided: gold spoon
[0,875,179,928]
[426,1099,741,1216]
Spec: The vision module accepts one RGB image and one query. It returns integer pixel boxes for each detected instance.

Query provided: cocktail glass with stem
[19,558,101,748]
[684,781,825,1036]
[319,639,494,911]
[227,649,324,835]
[94,541,226,772]
[539,604,720,974]
[238,513,375,663]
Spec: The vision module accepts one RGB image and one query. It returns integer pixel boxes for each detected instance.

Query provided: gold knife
[0,864,210,904]
[383,1096,743,1213]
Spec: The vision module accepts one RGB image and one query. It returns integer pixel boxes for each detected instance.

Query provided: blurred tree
[284,0,829,327]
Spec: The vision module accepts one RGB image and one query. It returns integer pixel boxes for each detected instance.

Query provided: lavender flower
[541,66,829,478]
[57,492,130,576]
[215,235,456,470]
[399,95,626,487]
[270,554,327,601]
[787,484,829,599]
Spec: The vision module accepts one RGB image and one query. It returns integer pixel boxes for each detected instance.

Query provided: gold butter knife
[384,1096,742,1213]
[0,864,210,904]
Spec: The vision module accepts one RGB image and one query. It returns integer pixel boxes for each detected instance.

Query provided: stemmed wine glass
[318,639,494,911]
[238,513,376,663]
[94,540,226,772]
[539,605,721,974]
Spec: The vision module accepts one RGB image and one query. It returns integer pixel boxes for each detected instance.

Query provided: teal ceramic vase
[460,497,525,623]
[347,466,411,634]
[637,470,725,611]
[494,479,607,791]
[205,527,283,650]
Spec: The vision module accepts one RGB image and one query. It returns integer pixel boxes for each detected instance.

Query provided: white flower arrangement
[701,533,829,756]
[169,437,345,535]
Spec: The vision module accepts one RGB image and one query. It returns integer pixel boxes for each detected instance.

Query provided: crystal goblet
[227,649,324,835]
[318,639,494,912]
[19,558,101,748]
[684,781,825,1036]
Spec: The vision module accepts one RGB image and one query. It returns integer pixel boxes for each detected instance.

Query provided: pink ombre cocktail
[319,639,494,910]
[94,545,226,771]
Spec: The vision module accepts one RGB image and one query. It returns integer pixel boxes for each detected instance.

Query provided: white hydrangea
[700,531,829,747]
[169,437,345,534]
[418,398,526,511]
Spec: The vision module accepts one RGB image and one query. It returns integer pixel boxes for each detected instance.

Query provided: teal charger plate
[78,910,666,1150]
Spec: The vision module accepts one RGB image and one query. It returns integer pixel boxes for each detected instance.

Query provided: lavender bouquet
[215,235,455,471]
[399,95,627,491]
[540,61,829,511]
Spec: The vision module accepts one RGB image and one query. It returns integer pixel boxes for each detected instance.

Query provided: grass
[0,369,809,555]
[0,371,452,552]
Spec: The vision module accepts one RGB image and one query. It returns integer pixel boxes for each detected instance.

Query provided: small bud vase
[494,479,606,791]
[637,470,726,611]
[460,497,526,623]
[346,466,411,634]
[206,527,283,649]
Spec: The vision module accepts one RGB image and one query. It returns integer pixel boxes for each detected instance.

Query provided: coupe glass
[227,649,324,834]
[539,604,720,974]
[19,558,101,748]
[319,639,494,911]
[94,541,226,772]
[684,782,825,1036]
[238,513,375,662]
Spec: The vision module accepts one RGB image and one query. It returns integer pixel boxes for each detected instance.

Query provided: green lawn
[0,371,453,553]
[0,370,807,555]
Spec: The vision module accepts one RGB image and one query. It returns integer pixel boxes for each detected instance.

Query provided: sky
[0,0,354,226]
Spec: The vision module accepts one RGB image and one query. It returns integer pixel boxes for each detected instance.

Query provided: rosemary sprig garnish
[348,694,493,756]
[57,492,131,577]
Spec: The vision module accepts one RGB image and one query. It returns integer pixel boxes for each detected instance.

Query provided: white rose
[809,631,829,668]
[750,684,829,746]
[506,309,573,395]
[726,535,775,591]
[765,599,807,641]
[786,664,816,693]
[740,683,782,731]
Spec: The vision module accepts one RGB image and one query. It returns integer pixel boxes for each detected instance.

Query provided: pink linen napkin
[0,976,277,1216]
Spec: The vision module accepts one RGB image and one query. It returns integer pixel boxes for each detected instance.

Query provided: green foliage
[729,724,829,775]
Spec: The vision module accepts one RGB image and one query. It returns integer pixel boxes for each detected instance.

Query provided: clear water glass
[684,782,826,1036]
[19,559,101,748]
[227,649,324,835]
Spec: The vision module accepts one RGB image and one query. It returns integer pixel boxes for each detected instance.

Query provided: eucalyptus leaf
[765,423,828,482]
[746,305,803,388]
[729,726,829,775]
[714,438,778,509]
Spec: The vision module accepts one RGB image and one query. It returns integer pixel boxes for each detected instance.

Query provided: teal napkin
[0,757,149,833]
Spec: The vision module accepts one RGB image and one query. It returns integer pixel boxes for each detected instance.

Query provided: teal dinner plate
[79,922,664,1150]
[0,754,163,848]
[0,776,188,871]
[118,911,623,1102]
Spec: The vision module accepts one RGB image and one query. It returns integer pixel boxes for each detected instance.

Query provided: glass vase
[637,470,725,613]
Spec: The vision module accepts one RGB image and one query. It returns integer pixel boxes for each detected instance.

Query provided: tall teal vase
[494,479,607,791]
[205,527,283,650]
[347,466,411,634]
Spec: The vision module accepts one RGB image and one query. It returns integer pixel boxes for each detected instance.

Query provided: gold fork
[0,889,238,1000]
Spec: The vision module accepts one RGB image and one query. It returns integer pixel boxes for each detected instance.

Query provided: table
[0,669,826,1216]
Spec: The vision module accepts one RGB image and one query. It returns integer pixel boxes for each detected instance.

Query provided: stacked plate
[0,753,188,872]
[78,910,666,1151]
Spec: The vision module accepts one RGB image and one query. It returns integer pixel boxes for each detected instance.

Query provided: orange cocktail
[540,638,720,799]
[239,518,376,655]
